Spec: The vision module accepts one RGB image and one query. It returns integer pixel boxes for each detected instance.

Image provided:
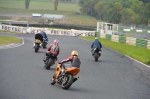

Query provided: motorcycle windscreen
[35,33,43,42]
[65,68,80,76]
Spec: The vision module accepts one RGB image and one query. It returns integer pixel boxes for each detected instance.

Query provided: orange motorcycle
[50,63,80,90]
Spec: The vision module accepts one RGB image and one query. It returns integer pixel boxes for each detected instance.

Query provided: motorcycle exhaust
[33,43,35,48]
[73,76,79,83]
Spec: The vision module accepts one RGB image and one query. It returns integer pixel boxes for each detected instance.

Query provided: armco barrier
[123,29,130,31]
[123,29,150,33]
[0,24,95,37]
[136,30,142,32]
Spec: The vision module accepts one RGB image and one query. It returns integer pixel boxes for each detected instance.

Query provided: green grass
[0,30,19,34]
[124,33,136,37]
[81,36,150,65]
[0,0,101,27]
[0,1,80,11]
[0,11,99,27]
[0,36,21,45]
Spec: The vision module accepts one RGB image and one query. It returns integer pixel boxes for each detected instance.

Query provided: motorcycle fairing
[55,64,80,81]
[65,68,80,76]
[55,64,62,81]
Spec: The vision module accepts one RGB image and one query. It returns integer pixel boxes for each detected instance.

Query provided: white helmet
[95,37,98,39]
[54,39,59,45]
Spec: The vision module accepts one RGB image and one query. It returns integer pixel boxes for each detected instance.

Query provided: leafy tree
[139,0,150,3]
[132,14,141,24]
[111,2,123,23]
[120,8,135,24]
[25,0,30,9]
[99,1,123,23]
[80,0,97,16]
[79,0,84,6]
[94,0,103,20]
[54,0,58,10]
[139,2,150,24]
[79,0,150,25]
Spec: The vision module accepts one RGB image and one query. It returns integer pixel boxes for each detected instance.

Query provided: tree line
[79,0,150,25]
[25,0,58,11]
[24,0,150,26]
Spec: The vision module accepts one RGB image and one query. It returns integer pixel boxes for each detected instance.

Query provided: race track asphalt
[0,33,150,99]
[122,32,150,39]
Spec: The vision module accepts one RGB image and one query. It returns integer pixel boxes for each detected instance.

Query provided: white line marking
[79,37,150,68]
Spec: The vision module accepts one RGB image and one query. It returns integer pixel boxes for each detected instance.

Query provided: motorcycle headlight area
[94,48,97,51]
[61,69,65,73]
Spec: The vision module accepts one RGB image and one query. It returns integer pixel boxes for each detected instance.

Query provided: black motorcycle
[92,47,102,61]
[42,38,48,49]
[44,52,56,69]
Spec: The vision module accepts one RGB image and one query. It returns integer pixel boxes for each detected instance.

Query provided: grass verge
[124,33,136,37]
[81,36,150,65]
[0,36,21,45]
[0,30,19,34]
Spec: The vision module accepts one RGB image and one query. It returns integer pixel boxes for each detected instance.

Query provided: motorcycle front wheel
[50,76,56,85]
[45,58,53,69]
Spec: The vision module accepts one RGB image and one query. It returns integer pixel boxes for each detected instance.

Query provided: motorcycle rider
[91,37,102,55]
[43,39,60,63]
[33,32,43,48]
[41,29,48,43]
[54,50,81,81]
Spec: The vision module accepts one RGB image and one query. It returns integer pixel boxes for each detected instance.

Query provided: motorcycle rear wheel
[62,74,73,90]
[34,44,39,52]
[42,43,47,49]
[94,53,99,61]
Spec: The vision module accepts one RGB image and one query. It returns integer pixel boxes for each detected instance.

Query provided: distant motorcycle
[44,52,56,69]
[34,39,42,52]
[33,33,43,52]
[50,63,80,90]
[92,47,102,61]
